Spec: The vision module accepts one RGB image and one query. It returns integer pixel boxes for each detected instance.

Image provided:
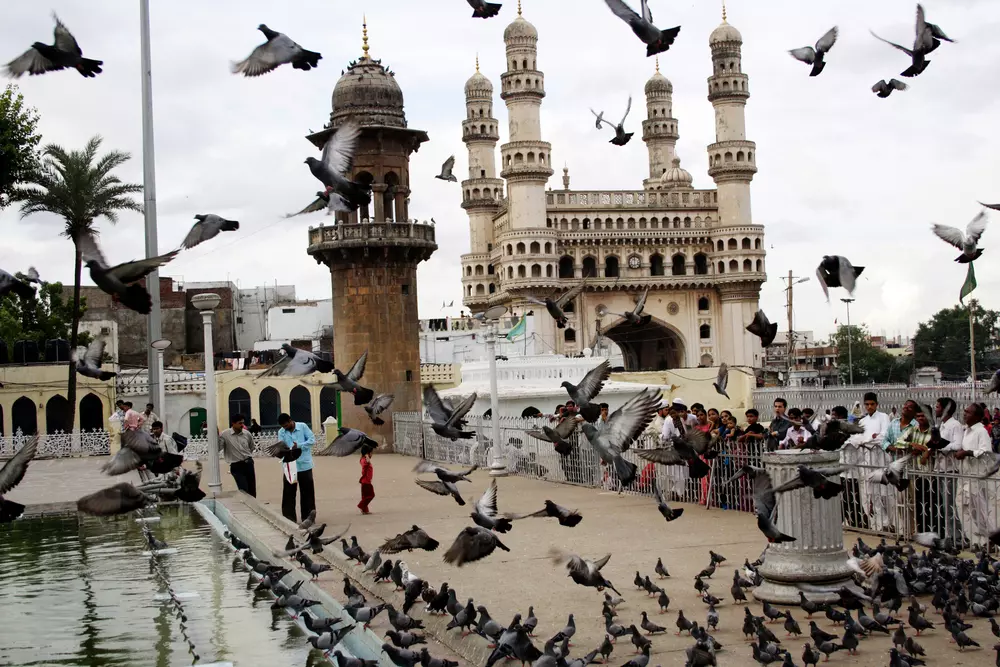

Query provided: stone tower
[460,57,503,311]
[306,20,436,444]
[642,59,680,190]
[706,9,765,367]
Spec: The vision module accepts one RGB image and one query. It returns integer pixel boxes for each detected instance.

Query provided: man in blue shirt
[277,413,316,523]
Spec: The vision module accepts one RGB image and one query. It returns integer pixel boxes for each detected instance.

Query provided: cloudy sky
[2,0,998,343]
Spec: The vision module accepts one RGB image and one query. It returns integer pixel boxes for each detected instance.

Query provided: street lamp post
[481,305,508,477]
[841,298,855,385]
[784,273,809,386]
[192,293,222,494]
[150,339,171,429]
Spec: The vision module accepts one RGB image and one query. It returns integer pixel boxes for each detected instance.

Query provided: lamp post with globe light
[481,305,508,477]
[150,339,171,429]
[192,293,222,494]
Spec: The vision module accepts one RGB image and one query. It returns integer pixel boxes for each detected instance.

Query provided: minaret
[642,58,680,190]
[499,1,553,229]
[461,56,504,309]
[706,6,765,368]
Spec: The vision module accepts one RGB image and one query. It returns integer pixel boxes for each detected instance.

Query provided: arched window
[467,285,473,296]
[531,264,541,277]
[756,260,763,272]
[259,386,281,428]
[507,266,514,279]
[466,266,473,276]
[383,171,400,221]
[698,297,709,311]
[529,241,540,254]
[716,240,724,251]
[76,393,104,431]
[727,238,737,250]
[545,265,552,278]
[546,218,552,228]
[476,284,485,295]
[12,396,36,435]
[605,256,620,278]
[45,395,71,433]
[742,237,751,249]
[718,261,725,274]
[290,386,312,428]
[521,406,541,418]
[355,171,374,221]
[544,242,552,254]
[582,256,597,278]
[516,242,526,254]
[700,324,711,339]
[517,265,526,278]
[694,253,708,275]
[487,264,494,274]
[684,217,691,228]
[228,388,251,424]
[729,259,738,271]
[320,386,338,424]
[565,328,576,343]
[743,259,753,272]
[489,282,497,293]
[649,254,664,276]
[671,254,686,276]
[506,244,513,256]
[475,265,484,276]
[558,256,574,279]
[755,238,762,249]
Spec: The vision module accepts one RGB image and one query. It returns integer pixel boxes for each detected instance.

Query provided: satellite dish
[596,304,609,318]
[483,305,507,321]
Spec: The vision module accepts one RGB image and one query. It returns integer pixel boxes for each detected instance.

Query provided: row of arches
[226,386,337,429]
[509,57,536,71]
[710,150,753,166]
[463,187,503,201]
[505,76,542,91]
[466,263,496,276]
[467,106,493,119]
[648,122,677,135]
[545,215,713,231]
[717,259,763,273]
[353,170,402,222]
[2,393,106,435]
[718,237,762,251]
[559,253,711,278]
[711,78,747,93]
[504,241,553,256]
[715,60,741,74]
[463,123,497,136]
[504,151,547,167]
[467,283,497,297]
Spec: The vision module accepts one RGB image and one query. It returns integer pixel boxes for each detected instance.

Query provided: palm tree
[12,136,142,428]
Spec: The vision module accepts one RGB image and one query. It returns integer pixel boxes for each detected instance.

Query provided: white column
[151,339,170,430]
[192,294,222,494]
[485,323,507,476]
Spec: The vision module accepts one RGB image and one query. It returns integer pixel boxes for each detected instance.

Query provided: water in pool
[0,505,329,666]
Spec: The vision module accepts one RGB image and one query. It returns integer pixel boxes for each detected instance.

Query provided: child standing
[358,445,375,515]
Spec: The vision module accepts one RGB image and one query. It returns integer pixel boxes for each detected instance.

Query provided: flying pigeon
[726,464,777,527]
[379,525,440,554]
[443,525,510,567]
[74,339,115,381]
[413,460,477,505]
[603,0,680,58]
[816,255,864,301]
[263,440,304,463]
[506,499,583,527]
[467,0,502,19]
[871,1,954,78]
[872,78,908,98]
[591,96,634,146]
[231,24,321,77]
[746,309,778,347]
[77,482,155,516]
[436,156,458,182]
[789,27,838,76]
[931,210,988,263]
[0,435,38,522]
[581,388,661,487]
[986,369,1000,395]
[561,359,611,422]
[77,230,179,315]
[773,464,847,499]
[180,214,239,250]
[981,202,1000,212]
[713,363,730,399]
[331,350,375,405]
[549,548,621,594]
[0,268,35,300]
[526,416,579,456]
[102,429,182,476]
[617,287,652,326]
[305,120,372,213]
[318,427,378,457]
[365,393,395,426]
[286,191,331,218]
[652,478,683,521]
[5,14,103,78]
[867,454,912,491]
[470,479,513,533]
[423,385,476,440]
[636,428,713,479]
[526,281,585,329]
[259,343,334,377]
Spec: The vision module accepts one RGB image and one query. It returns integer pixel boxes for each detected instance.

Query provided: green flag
[960,262,977,304]
[506,315,526,341]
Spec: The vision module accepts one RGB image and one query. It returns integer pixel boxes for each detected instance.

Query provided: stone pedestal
[753,449,855,604]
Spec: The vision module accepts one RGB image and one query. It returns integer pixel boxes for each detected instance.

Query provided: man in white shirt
[932,397,964,540]
[955,403,995,547]
[141,403,159,432]
[659,398,691,500]
[845,392,892,531]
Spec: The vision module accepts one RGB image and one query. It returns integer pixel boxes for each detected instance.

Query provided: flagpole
[969,298,977,401]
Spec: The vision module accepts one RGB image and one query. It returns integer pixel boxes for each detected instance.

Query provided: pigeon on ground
[746,309,778,347]
[443,525,510,567]
[309,624,357,657]
[816,255,864,302]
[773,464,847,499]
[0,435,38,522]
[872,78,908,98]
[525,282,585,329]
[581,388,661,487]
[263,440,304,464]
[652,479,683,521]
[305,120,372,213]
[932,211,988,263]
[380,525,440,554]
[318,427,378,457]
[423,385,476,440]
[330,350,375,405]
[419,649,458,667]
[5,14,103,78]
[526,417,580,456]
[413,460,477,506]
[713,363,730,399]
[346,603,387,627]
[387,605,425,632]
[180,214,239,250]
[365,394,395,426]
[231,24,321,77]
[281,523,352,556]
[506,499,583,527]
[561,359,611,422]
[77,482,154,516]
[259,342,334,378]
[603,0,680,57]
[592,96,634,146]
[299,510,317,531]
[789,27,838,76]
[446,599,477,635]
[386,630,427,649]
[467,0,502,19]
[0,268,34,300]
[77,230,179,315]
[868,454,912,491]
[436,156,457,182]
[73,339,116,381]
[549,548,621,594]
[470,479,513,533]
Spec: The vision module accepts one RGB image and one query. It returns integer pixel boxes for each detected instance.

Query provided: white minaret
[460,57,504,310]
[706,8,765,368]
[642,58,680,190]
[499,2,552,230]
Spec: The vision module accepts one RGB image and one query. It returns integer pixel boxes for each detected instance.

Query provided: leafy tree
[10,136,142,426]
[0,277,91,358]
[0,84,42,209]
[833,324,909,384]
[913,302,1000,381]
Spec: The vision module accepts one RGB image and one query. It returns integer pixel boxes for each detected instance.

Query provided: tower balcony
[642,118,679,143]
[707,140,757,182]
[306,220,437,267]
[500,70,545,101]
[462,119,500,143]
[707,73,750,103]
[500,140,553,182]
[461,178,505,211]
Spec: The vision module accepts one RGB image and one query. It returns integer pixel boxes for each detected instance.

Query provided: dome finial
[362,15,370,59]
[475,53,480,72]
[518,0,522,16]
[722,0,727,22]
[655,57,660,73]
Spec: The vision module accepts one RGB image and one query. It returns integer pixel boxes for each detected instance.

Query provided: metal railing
[0,429,111,459]
[393,412,1000,548]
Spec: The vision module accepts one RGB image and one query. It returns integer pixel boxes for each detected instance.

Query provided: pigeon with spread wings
[581,388,660,487]
[259,343,334,378]
[870,3,954,78]
[77,483,155,516]
[443,526,510,567]
[413,460,478,506]
[506,499,583,527]
[617,287,652,327]
[0,268,35,300]
[0,435,38,522]
[789,27,838,77]
[317,427,378,457]
[549,547,621,594]
[380,525,440,554]
[591,96,634,146]
[772,464,847,499]
[602,0,680,58]
[102,429,182,477]
[932,210,987,263]
[180,214,239,250]
[436,156,458,182]
[331,350,375,405]
[263,439,305,463]
[467,0,502,19]
[526,417,580,456]
[562,360,611,422]
[74,339,115,381]
[77,230,179,315]
[725,465,793,542]
[652,478,683,522]
[637,427,713,479]
[231,24,321,77]
[713,363,730,400]
[5,13,103,78]
[470,479,513,533]
[525,282,585,329]
[816,255,863,302]
[746,309,778,347]
[304,120,371,213]
[872,78,908,98]
[365,394,395,426]
[867,454,912,491]
[423,385,476,440]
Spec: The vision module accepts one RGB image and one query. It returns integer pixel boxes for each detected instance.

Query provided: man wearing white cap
[658,397,692,501]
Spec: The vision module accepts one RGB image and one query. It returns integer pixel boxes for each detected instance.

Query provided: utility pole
[140,0,162,403]
[969,298,978,401]
[841,298,855,385]
[784,271,809,386]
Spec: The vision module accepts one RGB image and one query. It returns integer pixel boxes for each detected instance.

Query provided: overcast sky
[2,0,998,343]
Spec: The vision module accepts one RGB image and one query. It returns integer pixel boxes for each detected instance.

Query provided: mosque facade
[459,8,765,371]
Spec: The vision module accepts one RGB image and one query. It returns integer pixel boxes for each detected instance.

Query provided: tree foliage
[913,303,1000,381]
[833,324,911,385]
[0,84,42,209]
[0,278,91,357]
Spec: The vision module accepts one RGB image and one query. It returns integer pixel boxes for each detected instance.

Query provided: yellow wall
[0,363,115,435]
[612,365,756,415]
[214,370,336,434]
